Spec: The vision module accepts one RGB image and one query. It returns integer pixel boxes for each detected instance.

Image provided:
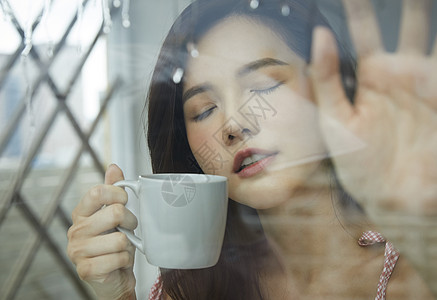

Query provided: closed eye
[250,81,284,96]
[193,105,217,122]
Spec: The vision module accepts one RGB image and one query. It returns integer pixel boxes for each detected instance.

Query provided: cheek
[259,86,326,160]
[186,125,210,164]
[265,84,320,133]
[186,122,232,175]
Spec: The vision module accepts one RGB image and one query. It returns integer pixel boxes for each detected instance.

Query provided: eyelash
[250,81,284,95]
[191,81,284,122]
[193,105,217,122]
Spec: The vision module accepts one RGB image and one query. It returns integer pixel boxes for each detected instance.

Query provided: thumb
[105,164,125,185]
[310,26,353,121]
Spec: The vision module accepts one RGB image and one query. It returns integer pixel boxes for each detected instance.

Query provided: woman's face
[183,16,327,209]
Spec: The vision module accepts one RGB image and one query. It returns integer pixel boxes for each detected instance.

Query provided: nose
[219,91,264,146]
[220,115,259,146]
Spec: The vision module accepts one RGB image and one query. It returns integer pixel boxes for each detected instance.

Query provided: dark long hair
[146,0,357,299]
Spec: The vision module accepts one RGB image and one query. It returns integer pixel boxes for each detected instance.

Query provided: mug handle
[114,180,145,254]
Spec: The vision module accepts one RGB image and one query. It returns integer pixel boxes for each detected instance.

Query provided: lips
[233,148,278,177]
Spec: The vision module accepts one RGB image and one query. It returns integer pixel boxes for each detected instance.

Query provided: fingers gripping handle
[114,180,140,197]
[114,180,144,254]
[117,227,144,254]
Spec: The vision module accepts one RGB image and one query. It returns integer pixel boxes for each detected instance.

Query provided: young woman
[67,0,437,299]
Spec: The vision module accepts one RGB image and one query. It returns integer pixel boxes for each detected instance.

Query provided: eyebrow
[237,57,289,77]
[182,84,213,104]
[182,58,288,103]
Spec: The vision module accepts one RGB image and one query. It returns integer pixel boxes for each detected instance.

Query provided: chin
[234,190,293,210]
[228,161,326,210]
[229,173,304,210]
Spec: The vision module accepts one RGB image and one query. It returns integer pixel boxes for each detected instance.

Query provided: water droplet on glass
[46,42,54,57]
[249,0,259,9]
[101,0,112,33]
[121,0,130,28]
[42,0,55,57]
[344,76,355,89]
[76,0,84,54]
[187,42,199,58]
[21,55,35,129]
[113,0,121,8]
[0,0,12,23]
[172,68,184,84]
[190,48,199,58]
[2,12,11,22]
[77,0,83,26]
[22,24,33,57]
[122,18,130,28]
[281,4,290,16]
[42,0,51,22]
[0,0,12,22]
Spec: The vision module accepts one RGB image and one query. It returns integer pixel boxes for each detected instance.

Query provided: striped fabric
[358,231,400,300]
[148,276,163,300]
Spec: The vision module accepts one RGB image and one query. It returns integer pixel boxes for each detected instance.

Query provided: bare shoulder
[387,257,434,299]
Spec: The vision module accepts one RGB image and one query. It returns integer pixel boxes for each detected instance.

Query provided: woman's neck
[256,178,382,298]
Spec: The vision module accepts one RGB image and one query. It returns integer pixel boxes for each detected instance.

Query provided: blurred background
[0,0,191,298]
[0,0,436,299]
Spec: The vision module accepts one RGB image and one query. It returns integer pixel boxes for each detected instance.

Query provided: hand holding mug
[67,165,137,299]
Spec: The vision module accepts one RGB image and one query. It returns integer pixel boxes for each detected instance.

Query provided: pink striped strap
[358,231,400,300]
[148,275,163,300]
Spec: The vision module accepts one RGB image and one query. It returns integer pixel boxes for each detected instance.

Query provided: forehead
[184,16,299,82]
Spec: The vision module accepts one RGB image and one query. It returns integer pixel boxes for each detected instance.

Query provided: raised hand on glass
[311,0,437,219]
[310,0,437,293]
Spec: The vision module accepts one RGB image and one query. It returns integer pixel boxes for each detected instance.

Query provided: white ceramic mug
[114,173,228,269]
